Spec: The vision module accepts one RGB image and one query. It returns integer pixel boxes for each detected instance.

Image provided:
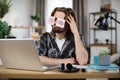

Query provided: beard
[52,26,66,33]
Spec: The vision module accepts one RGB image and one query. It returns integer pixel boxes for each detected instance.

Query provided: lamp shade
[94,10,120,30]
[94,12,109,30]
[94,17,108,30]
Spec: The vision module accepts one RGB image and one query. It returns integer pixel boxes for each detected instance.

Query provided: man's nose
[53,20,57,26]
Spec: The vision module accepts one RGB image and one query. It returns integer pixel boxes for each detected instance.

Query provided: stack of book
[86,64,119,73]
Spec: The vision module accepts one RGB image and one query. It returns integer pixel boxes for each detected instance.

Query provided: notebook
[0,38,59,71]
[86,64,119,73]
[88,64,119,70]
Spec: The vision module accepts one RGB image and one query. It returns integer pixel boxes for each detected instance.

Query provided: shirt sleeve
[39,33,48,56]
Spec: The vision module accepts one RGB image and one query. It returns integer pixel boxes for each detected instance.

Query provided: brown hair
[51,7,76,38]
[51,7,68,19]
[66,8,76,22]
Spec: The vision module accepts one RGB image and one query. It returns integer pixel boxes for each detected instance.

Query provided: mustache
[52,26,66,33]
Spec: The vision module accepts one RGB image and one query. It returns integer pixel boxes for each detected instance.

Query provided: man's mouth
[52,26,65,33]
[53,26,64,29]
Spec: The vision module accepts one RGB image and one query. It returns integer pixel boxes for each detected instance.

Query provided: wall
[112,0,120,53]
[3,0,36,38]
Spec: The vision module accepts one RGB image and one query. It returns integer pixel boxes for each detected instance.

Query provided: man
[39,7,88,65]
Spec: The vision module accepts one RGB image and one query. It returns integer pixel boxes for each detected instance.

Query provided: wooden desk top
[0,66,120,79]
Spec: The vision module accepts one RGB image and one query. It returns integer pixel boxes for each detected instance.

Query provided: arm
[74,32,88,65]
[67,15,88,65]
[39,56,76,65]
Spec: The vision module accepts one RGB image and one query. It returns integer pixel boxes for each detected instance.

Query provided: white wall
[88,0,101,13]
[112,0,120,53]
[45,0,73,32]
[3,0,36,38]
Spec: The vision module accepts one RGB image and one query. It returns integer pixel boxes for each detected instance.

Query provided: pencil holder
[98,55,111,66]
[98,49,111,66]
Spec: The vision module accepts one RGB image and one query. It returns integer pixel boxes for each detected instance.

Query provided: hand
[63,57,76,64]
[66,15,78,34]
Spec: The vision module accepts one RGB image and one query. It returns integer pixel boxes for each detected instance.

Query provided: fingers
[70,15,74,21]
[66,15,74,24]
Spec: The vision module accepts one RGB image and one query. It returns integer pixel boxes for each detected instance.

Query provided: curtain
[73,0,88,46]
[36,0,45,26]
[36,0,45,34]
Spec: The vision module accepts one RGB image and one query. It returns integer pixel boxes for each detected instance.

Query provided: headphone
[59,63,80,73]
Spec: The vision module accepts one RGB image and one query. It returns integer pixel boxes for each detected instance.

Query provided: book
[89,64,119,70]
[86,67,119,73]
[86,64,119,73]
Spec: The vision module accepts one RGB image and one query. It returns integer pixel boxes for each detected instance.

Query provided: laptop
[0,38,59,71]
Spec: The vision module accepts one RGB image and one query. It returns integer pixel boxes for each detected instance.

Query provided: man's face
[49,11,66,33]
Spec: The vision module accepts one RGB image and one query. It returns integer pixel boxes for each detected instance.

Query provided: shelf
[90,11,116,15]
[12,26,44,29]
[90,27,116,30]
[89,11,117,54]
[90,44,116,46]
[11,26,45,38]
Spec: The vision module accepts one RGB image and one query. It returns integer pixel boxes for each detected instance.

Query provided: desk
[0,67,120,79]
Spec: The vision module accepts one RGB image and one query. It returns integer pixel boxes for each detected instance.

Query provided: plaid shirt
[39,32,85,59]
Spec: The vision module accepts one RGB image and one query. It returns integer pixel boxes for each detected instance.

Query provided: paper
[48,16,65,28]
[48,16,55,25]
[56,18,65,28]
[73,65,88,69]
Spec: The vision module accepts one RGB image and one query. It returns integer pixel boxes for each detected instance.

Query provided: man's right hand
[63,57,76,64]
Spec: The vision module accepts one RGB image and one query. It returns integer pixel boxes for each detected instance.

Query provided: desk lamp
[94,10,120,30]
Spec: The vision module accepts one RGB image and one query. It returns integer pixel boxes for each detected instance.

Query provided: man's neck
[55,32,66,40]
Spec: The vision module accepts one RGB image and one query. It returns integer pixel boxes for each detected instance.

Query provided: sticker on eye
[56,18,65,28]
[48,17,55,25]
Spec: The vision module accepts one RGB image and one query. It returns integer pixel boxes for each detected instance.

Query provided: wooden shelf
[12,26,45,38]
[90,27,116,30]
[12,26,44,29]
[90,44,117,54]
[90,11,116,15]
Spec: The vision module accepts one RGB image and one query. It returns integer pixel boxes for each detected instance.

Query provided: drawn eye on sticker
[56,18,65,28]
[48,16,55,25]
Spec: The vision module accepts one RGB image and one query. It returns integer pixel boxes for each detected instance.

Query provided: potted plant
[0,0,12,19]
[0,0,12,39]
[98,49,111,66]
[0,20,11,38]
[31,14,40,26]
